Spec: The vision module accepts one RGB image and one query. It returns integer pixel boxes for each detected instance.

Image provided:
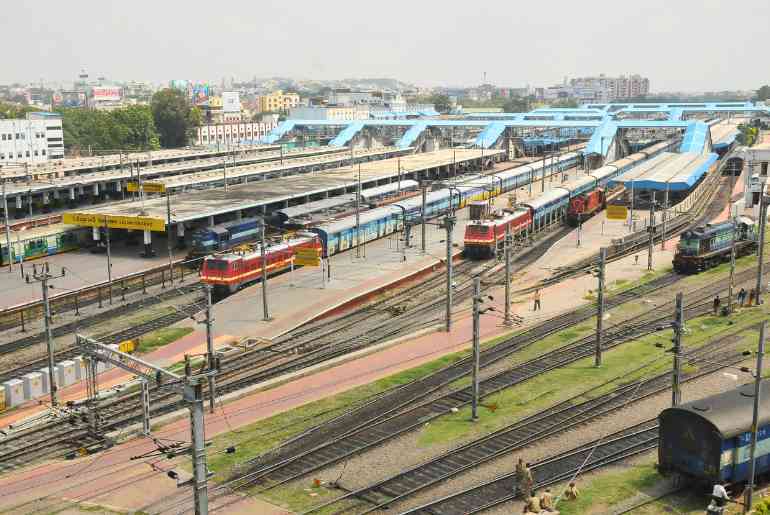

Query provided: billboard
[63,212,165,232]
[91,87,122,101]
[192,83,210,104]
[222,91,241,113]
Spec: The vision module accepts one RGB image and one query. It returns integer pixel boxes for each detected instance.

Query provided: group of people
[516,459,579,514]
[712,288,759,316]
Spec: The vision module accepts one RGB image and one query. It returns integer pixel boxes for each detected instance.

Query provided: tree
[550,98,579,108]
[151,88,196,148]
[429,94,452,113]
[502,97,531,113]
[56,105,160,154]
[756,85,770,102]
[0,102,43,119]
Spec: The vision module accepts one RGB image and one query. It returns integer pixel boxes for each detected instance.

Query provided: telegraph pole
[729,219,737,314]
[471,276,481,421]
[203,284,216,414]
[260,224,270,321]
[504,224,513,326]
[746,321,766,513]
[421,182,427,254]
[443,214,456,332]
[647,192,656,271]
[397,158,401,194]
[661,187,669,250]
[756,194,767,306]
[3,178,12,272]
[595,248,606,367]
[672,292,684,406]
[27,263,66,407]
[103,215,113,305]
[222,158,228,192]
[166,190,174,285]
[356,164,362,258]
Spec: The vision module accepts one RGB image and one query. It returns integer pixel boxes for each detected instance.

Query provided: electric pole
[661,187,669,250]
[672,292,684,407]
[356,164,361,258]
[729,219,737,314]
[647,192,656,271]
[443,214,456,332]
[756,194,768,306]
[261,224,270,321]
[746,321,766,513]
[471,276,481,421]
[595,247,606,367]
[166,190,174,285]
[103,215,113,305]
[223,158,228,192]
[504,224,513,326]
[421,182,427,254]
[3,178,12,272]
[202,284,216,414]
[27,263,66,407]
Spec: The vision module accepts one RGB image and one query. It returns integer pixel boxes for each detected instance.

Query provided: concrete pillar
[235,210,242,220]
[143,230,153,257]
[42,192,49,205]
[207,216,214,227]
[15,196,22,210]
[52,190,60,200]
[92,227,100,242]
[79,185,85,196]
[177,223,185,247]
[93,184,99,195]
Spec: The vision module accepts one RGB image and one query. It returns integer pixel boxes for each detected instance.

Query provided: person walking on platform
[523,490,542,514]
[533,290,542,311]
[713,295,721,316]
[738,288,747,307]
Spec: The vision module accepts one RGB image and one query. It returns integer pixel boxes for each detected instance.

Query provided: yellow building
[258,90,300,113]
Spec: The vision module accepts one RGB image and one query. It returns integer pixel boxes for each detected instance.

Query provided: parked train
[188,217,263,258]
[659,381,770,485]
[462,140,675,258]
[200,231,322,296]
[672,218,757,273]
[0,224,89,266]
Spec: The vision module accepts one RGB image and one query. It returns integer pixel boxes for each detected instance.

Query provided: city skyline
[3,0,767,92]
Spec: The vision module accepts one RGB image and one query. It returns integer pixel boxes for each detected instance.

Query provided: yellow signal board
[606,205,628,221]
[63,212,166,232]
[127,181,166,193]
[294,248,321,266]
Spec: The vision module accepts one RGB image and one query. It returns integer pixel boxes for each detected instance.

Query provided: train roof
[313,205,400,234]
[520,187,569,210]
[208,233,317,261]
[682,220,734,239]
[469,207,529,226]
[660,381,770,439]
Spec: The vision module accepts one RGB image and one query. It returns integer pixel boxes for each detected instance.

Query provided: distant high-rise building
[569,74,650,100]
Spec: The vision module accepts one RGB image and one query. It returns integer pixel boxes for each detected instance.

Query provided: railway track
[298,336,745,514]
[403,420,661,515]
[218,273,735,493]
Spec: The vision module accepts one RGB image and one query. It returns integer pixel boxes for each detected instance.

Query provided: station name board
[63,212,166,232]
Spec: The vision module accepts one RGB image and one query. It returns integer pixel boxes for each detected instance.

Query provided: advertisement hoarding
[91,87,122,102]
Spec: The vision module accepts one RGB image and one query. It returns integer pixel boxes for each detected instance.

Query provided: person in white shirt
[711,482,730,507]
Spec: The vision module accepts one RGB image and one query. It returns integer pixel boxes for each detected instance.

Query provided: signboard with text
[606,204,629,221]
[91,87,122,102]
[127,181,166,194]
[63,212,166,232]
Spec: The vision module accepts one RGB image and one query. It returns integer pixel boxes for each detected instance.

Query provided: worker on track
[710,481,730,510]
[523,489,542,514]
[540,487,556,512]
[533,290,541,311]
[563,481,579,500]
[713,295,721,316]
[738,288,747,307]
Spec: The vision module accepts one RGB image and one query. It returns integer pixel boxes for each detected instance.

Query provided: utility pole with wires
[27,263,66,407]
[728,219,737,314]
[166,189,174,285]
[647,192,656,271]
[746,321,766,513]
[421,181,428,254]
[595,247,606,367]
[397,157,402,194]
[103,215,113,305]
[671,292,684,406]
[442,214,456,332]
[356,164,362,258]
[260,224,270,321]
[504,224,513,326]
[3,177,12,272]
[756,194,768,307]
[222,157,228,192]
[202,284,217,414]
[661,187,669,250]
[471,276,481,421]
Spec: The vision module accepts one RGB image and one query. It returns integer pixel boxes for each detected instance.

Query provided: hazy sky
[4,0,767,92]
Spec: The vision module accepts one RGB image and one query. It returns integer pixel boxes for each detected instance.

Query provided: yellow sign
[63,212,166,232]
[127,181,166,193]
[294,248,321,267]
[295,256,320,267]
[606,205,628,221]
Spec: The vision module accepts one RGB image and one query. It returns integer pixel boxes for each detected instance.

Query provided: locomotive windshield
[677,238,700,256]
[190,229,217,251]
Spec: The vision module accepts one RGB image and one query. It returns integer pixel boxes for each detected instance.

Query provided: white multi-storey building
[194,121,278,147]
[0,112,64,165]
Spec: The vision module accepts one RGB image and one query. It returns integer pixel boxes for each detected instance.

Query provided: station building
[0,112,64,164]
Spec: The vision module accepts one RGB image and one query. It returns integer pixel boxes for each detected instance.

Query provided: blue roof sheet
[679,121,710,154]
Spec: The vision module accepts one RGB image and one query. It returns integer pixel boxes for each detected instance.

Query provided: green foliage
[550,98,580,108]
[737,123,759,146]
[56,105,160,154]
[0,102,43,119]
[429,93,452,113]
[756,85,770,102]
[755,498,770,514]
[151,88,198,148]
[503,96,534,113]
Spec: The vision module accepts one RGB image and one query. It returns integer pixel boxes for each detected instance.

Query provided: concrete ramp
[329,121,365,147]
[473,122,506,148]
[396,122,428,149]
[261,120,295,144]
